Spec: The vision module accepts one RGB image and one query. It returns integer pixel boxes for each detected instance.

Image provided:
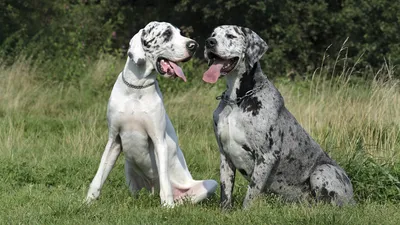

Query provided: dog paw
[85,188,100,205]
[84,195,98,205]
[161,201,175,209]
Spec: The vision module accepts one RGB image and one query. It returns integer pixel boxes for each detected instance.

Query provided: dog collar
[122,72,155,89]
[216,82,267,105]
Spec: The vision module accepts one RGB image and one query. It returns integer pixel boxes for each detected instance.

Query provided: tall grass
[0,53,399,224]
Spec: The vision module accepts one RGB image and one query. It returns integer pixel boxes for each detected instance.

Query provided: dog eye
[226,34,236,39]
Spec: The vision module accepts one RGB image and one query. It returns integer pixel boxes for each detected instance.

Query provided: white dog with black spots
[86,21,217,207]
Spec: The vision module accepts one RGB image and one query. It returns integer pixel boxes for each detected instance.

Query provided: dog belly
[120,131,158,180]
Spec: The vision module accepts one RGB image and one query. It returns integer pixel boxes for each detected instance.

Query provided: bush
[1,0,399,82]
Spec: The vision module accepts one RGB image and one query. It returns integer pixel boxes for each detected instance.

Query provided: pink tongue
[169,61,187,82]
[203,62,224,84]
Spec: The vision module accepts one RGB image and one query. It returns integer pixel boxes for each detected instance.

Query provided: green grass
[0,56,400,224]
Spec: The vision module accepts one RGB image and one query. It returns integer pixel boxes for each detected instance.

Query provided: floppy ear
[241,27,268,68]
[127,29,146,65]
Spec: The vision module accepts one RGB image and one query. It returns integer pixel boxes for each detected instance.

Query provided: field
[1,56,399,224]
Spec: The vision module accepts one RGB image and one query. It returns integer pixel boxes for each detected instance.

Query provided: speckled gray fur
[205,26,354,209]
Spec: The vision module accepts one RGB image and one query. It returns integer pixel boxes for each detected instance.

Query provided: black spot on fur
[249,181,256,188]
[321,187,328,196]
[239,169,247,176]
[279,130,284,143]
[220,181,229,202]
[285,150,295,163]
[142,39,150,48]
[233,26,240,34]
[301,177,311,192]
[147,25,155,34]
[268,137,274,149]
[298,162,304,170]
[311,189,317,198]
[242,97,262,116]
[335,170,346,185]
[147,37,156,44]
[241,27,251,35]
[269,126,274,135]
[162,27,173,43]
[242,145,251,152]
[236,63,262,116]
[287,157,295,163]
[256,156,265,165]
[329,191,336,198]
[342,173,351,185]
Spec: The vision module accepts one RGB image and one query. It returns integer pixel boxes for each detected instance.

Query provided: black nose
[186,41,198,52]
[205,37,217,48]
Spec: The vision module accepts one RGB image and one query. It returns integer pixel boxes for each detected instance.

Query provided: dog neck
[225,62,266,101]
[121,57,157,90]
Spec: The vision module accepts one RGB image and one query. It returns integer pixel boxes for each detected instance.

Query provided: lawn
[0,57,399,224]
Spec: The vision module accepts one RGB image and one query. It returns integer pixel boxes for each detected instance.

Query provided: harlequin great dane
[203,25,354,209]
[86,21,217,207]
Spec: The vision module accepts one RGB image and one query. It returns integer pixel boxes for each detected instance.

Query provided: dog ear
[241,27,268,68]
[127,29,146,65]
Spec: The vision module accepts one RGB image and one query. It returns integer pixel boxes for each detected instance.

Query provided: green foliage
[344,149,400,203]
[0,0,120,82]
[1,0,400,82]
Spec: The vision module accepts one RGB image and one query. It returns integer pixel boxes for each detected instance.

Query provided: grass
[0,55,399,224]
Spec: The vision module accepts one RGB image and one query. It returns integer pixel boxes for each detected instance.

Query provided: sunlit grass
[0,55,399,224]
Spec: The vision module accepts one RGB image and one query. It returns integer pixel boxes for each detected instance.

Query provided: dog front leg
[220,152,236,210]
[154,138,174,207]
[86,135,122,203]
[242,153,276,209]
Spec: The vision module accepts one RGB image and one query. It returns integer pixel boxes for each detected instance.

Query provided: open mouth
[156,57,188,82]
[203,52,239,84]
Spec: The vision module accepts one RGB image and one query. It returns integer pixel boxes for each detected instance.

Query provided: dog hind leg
[310,164,354,206]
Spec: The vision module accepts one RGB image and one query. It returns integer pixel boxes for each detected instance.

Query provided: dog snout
[186,40,199,52]
[205,37,217,49]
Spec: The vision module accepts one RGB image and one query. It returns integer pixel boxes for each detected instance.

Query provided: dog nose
[205,38,217,48]
[186,41,198,52]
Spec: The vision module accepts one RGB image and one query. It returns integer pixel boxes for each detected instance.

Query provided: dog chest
[215,108,254,176]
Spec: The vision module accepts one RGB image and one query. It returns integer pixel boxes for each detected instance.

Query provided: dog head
[203,25,268,83]
[127,21,199,81]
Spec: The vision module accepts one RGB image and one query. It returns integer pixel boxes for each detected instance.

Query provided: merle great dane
[203,25,354,209]
[86,21,217,207]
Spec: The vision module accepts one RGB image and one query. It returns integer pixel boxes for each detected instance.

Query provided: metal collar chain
[122,72,155,89]
[216,82,267,105]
